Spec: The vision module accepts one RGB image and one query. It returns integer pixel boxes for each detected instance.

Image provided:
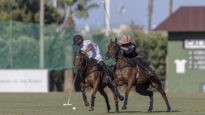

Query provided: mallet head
[63,103,72,106]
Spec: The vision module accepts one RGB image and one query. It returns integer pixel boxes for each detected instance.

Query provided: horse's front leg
[122,80,132,110]
[98,88,111,112]
[107,81,120,113]
[89,81,99,111]
[81,83,89,107]
[113,83,124,101]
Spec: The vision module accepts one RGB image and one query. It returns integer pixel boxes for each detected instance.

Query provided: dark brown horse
[74,51,121,112]
[106,39,171,112]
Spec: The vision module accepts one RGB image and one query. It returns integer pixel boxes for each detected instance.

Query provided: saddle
[127,56,150,67]
[127,56,156,77]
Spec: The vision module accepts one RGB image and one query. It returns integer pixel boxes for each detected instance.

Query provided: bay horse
[106,39,171,112]
[74,51,122,112]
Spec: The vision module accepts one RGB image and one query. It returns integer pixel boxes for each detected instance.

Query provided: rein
[114,44,135,67]
[76,53,102,78]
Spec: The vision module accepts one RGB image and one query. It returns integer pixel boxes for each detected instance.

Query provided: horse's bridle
[106,42,121,60]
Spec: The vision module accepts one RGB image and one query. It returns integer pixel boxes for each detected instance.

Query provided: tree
[15,0,61,24]
[58,0,98,26]
[0,0,15,21]
[136,32,167,80]
[0,0,98,25]
[0,0,99,69]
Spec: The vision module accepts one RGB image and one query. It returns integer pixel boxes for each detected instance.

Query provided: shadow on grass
[97,110,181,114]
[152,110,181,113]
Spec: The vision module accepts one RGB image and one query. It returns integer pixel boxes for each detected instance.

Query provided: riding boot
[144,66,156,77]
[133,57,156,77]
[137,63,155,77]
[77,68,85,83]
[98,61,112,83]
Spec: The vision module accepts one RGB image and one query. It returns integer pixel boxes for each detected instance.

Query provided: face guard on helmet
[73,35,83,46]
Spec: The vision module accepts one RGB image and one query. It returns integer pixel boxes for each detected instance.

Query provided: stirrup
[146,71,155,77]
[104,76,112,83]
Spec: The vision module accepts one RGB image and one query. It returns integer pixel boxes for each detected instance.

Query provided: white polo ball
[72,106,76,110]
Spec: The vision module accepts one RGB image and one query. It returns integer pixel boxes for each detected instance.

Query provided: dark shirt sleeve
[128,43,136,52]
[121,43,138,58]
[130,43,138,57]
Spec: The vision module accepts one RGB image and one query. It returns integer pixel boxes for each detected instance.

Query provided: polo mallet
[63,73,77,106]
[101,0,117,39]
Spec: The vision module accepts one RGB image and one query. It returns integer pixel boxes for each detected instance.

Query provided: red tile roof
[154,7,205,32]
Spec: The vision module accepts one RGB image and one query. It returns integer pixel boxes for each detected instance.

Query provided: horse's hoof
[122,105,127,110]
[167,107,171,112]
[119,95,124,101]
[85,102,89,107]
[148,106,153,112]
[107,109,110,113]
[107,107,111,113]
[148,109,153,112]
[116,109,119,113]
[89,107,94,111]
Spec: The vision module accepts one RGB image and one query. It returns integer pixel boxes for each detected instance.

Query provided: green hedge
[136,32,167,80]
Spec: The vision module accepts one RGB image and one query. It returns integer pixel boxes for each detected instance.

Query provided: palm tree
[58,0,99,26]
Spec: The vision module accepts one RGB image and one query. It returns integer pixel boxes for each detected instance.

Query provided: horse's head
[106,38,120,59]
[74,51,86,72]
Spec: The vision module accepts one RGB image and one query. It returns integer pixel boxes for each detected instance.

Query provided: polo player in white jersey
[73,34,112,83]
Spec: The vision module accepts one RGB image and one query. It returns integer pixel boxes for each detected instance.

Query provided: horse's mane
[79,52,97,66]
[77,51,102,81]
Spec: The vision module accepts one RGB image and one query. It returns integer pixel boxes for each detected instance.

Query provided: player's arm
[82,44,93,53]
[120,46,128,51]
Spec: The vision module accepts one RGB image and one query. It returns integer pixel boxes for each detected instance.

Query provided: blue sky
[74,0,205,30]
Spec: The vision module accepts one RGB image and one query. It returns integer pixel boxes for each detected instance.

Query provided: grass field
[0,91,205,115]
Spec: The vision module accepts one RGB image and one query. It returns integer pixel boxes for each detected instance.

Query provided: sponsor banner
[0,70,48,93]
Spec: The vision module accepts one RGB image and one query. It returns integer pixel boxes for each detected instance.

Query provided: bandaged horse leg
[122,95,128,110]
[107,83,120,112]
[109,80,124,101]
[90,95,96,111]
[122,81,132,110]
[150,77,171,112]
[81,83,89,107]
[136,85,154,112]
[89,81,99,111]
[156,87,171,112]
[114,88,124,101]
[112,94,119,113]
